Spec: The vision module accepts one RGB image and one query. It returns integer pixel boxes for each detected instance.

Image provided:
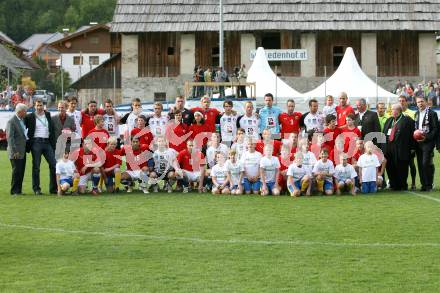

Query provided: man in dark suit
[6,103,28,195]
[355,98,381,142]
[52,100,76,158]
[414,96,439,192]
[383,104,415,191]
[25,98,57,195]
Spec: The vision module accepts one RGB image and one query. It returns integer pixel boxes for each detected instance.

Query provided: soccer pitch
[1,151,440,292]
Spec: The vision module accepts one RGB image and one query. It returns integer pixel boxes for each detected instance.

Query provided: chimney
[62,28,69,37]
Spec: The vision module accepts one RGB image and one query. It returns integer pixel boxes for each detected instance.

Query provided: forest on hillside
[0,0,117,43]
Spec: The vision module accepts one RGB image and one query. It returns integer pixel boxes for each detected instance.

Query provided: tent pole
[275,65,278,104]
[376,65,378,107]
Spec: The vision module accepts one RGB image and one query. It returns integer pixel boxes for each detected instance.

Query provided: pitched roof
[48,23,110,46]
[0,31,15,44]
[0,44,33,74]
[20,33,64,56]
[111,0,440,32]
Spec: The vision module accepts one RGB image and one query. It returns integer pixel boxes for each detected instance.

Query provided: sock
[72,177,79,192]
[98,177,104,189]
[92,174,100,189]
[300,180,309,192]
[114,169,121,189]
[141,172,149,187]
[316,179,324,192]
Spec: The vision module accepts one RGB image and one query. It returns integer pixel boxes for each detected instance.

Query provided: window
[333,46,344,69]
[211,47,219,67]
[167,47,175,55]
[89,56,100,65]
[73,56,83,65]
[154,92,166,102]
[89,37,99,44]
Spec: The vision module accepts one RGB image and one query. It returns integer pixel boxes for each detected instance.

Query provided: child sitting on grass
[56,151,79,196]
[334,153,357,195]
[287,152,312,197]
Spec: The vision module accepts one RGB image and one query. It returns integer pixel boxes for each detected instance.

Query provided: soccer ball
[413,129,425,141]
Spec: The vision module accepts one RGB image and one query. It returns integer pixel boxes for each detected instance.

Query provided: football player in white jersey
[66,96,82,138]
[147,102,169,137]
[231,128,248,161]
[120,98,148,134]
[103,99,120,139]
[206,132,229,169]
[220,100,238,145]
[149,136,179,193]
[226,149,242,195]
[237,101,260,141]
[211,152,231,195]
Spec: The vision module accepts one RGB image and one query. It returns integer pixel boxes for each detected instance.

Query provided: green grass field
[1,151,440,292]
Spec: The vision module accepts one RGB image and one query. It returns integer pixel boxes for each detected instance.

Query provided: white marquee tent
[246,47,305,110]
[301,47,398,106]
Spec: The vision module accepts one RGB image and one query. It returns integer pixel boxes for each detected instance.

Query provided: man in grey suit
[6,103,28,195]
[52,101,76,159]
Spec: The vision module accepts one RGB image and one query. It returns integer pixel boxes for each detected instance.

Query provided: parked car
[33,90,54,104]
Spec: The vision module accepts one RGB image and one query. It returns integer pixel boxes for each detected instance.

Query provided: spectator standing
[25,98,57,195]
[6,103,28,195]
[414,96,439,192]
[238,64,247,98]
[215,67,228,98]
[204,67,213,97]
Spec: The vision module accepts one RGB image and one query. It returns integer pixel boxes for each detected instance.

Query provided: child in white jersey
[231,128,247,161]
[56,151,79,195]
[211,152,231,195]
[286,152,312,197]
[313,148,335,195]
[260,145,281,196]
[239,138,262,195]
[334,153,357,195]
[149,136,179,193]
[226,149,242,195]
[357,141,381,194]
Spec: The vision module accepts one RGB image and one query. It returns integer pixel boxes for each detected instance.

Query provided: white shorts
[79,173,91,186]
[126,170,143,180]
[183,170,201,182]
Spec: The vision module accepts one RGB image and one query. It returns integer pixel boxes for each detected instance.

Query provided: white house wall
[61,53,111,83]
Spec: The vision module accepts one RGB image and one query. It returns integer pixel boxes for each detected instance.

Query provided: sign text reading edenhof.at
[250,49,308,61]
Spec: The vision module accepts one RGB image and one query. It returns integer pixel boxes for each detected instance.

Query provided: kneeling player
[287,153,311,197]
[312,148,335,195]
[176,140,206,193]
[260,145,281,196]
[120,136,150,193]
[149,136,179,193]
[211,152,230,195]
[56,151,80,195]
[226,150,242,195]
[334,153,357,195]
[103,137,122,193]
[74,139,103,195]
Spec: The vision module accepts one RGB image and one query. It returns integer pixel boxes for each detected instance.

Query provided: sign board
[250,49,307,61]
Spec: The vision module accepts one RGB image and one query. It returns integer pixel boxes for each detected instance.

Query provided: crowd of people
[192,64,247,99]
[5,92,440,197]
[394,79,440,107]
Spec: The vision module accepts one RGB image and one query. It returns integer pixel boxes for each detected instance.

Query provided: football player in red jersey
[167,109,190,153]
[176,140,206,193]
[72,138,103,195]
[120,136,151,193]
[80,100,105,138]
[88,115,110,151]
[130,115,154,150]
[279,99,302,138]
[256,128,282,156]
[191,95,221,133]
[335,92,355,128]
[102,137,122,193]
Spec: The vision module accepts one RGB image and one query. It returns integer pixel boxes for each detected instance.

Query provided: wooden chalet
[108,0,440,103]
